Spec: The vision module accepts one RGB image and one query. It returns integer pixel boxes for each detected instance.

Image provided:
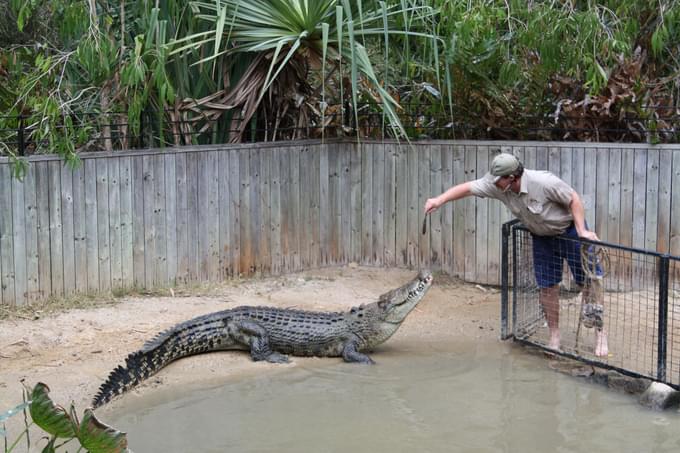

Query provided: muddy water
[107,340,680,452]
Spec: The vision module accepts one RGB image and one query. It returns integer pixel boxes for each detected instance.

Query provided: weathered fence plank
[197,151,210,280]
[429,144,442,269]
[349,143,362,264]
[395,144,408,267]
[200,151,219,280]
[228,150,241,276]
[607,148,622,247]
[11,170,26,305]
[260,148,272,275]
[463,145,477,282]
[671,152,680,256]
[407,144,418,268]
[487,151,501,283]
[270,147,282,273]
[84,159,98,292]
[475,146,490,284]
[0,164,14,305]
[289,146,301,271]
[48,161,64,296]
[440,145,453,272]
[279,147,291,273]
[142,155,156,288]
[60,162,76,295]
[620,148,635,248]
[107,158,122,290]
[361,143,373,265]
[238,149,252,276]
[657,149,672,253]
[583,149,597,229]
[175,152,189,282]
[217,151,231,278]
[24,165,40,301]
[299,146,312,270]
[310,145,321,269]
[452,144,465,278]
[645,149,660,252]
[595,148,609,243]
[372,143,385,265]
[418,145,431,269]
[384,142,397,267]
[632,148,648,249]
[186,153,200,280]
[560,146,572,187]
[119,157,134,288]
[132,156,146,286]
[340,144,352,264]
[163,154,177,285]
[326,143,340,265]
[319,143,330,266]
[152,155,167,284]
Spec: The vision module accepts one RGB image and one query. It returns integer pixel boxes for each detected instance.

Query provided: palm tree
[170,0,439,141]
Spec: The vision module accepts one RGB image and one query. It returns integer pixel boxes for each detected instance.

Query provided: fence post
[17,114,25,156]
[501,219,520,340]
[501,221,511,339]
[657,255,669,382]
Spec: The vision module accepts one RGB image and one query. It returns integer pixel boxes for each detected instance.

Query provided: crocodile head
[348,270,433,348]
[376,269,434,324]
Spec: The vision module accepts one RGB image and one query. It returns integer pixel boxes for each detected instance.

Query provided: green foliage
[1,382,128,453]
[29,383,77,439]
[417,0,680,138]
[171,0,439,140]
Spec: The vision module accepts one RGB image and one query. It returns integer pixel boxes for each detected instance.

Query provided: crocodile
[92,270,433,408]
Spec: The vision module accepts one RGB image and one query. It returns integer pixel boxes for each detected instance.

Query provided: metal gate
[501,220,680,389]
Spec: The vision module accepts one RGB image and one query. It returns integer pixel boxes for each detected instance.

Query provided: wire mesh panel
[503,222,680,388]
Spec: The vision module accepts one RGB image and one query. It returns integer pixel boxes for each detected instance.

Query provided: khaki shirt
[469,169,574,236]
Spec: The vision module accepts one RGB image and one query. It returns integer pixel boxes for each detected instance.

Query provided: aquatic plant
[1,382,128,453]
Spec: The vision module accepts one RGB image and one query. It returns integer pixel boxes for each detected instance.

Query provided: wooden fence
[1,139,680,306]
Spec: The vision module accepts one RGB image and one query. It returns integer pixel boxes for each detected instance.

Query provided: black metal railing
[501,220,680,389]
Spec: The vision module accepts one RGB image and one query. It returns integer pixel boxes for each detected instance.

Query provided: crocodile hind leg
[342,340,375,364]
[227,320,289,363]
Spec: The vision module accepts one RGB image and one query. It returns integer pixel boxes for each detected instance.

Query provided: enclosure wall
[1,139,679,305]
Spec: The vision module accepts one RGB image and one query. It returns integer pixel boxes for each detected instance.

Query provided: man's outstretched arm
[424,182,473,214]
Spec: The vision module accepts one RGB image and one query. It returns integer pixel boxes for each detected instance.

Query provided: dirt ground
[0,266,500,418]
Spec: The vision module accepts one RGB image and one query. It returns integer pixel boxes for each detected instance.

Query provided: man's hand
[579,230,599,242]
[424,197,441,214]
[423,182,473,214]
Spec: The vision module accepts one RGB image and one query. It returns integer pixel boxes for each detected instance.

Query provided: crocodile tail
[91,310,231,408]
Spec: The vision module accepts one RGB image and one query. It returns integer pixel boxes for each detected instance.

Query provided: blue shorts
[532,224,601,288]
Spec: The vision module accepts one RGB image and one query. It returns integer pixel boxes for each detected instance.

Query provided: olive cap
[490,154,521,182]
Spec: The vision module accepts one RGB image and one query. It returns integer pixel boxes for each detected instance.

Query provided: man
[424,153,608,357]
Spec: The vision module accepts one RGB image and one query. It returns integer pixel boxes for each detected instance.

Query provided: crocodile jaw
[380,270,433,324]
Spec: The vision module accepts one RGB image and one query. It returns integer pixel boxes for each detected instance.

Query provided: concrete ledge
[534,347,680,411]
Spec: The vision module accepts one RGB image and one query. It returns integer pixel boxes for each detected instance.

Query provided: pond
[108,338,680,452]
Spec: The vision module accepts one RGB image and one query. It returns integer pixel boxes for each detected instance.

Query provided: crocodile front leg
[342,340,375,364]
[227,320,289,363]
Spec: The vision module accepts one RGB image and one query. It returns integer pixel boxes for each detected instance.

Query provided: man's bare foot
[595,329,609,357]
[548,330,561,351]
